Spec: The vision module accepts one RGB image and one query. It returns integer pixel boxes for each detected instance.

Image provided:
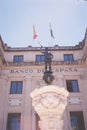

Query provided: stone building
[0,29,87,130]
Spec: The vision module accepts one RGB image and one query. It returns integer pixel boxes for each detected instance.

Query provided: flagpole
[51,36,53,47]
[33,38,34,47]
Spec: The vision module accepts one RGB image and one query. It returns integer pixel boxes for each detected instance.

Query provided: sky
[0,0,87,47]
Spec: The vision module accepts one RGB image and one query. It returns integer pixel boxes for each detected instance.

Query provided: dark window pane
[69,54,74,61]
[36,55,45,62]
[72,80,79,92]
[14,56,18,62]
[70,111,85,130]
[64,55,68,61]
[66,80,79,92]
[36,56,40,62]
[19,56,23,62]
[17,82,23,94]
[64,54,74,61]
[71,115,78,126]
[14,56,23,63]
[10,82,16,94]
[66,80,73,92]
[41,55,45,61]
[10,81,23,94]
[7,113,21,130]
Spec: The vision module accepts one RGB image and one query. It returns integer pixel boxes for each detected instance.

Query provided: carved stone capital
[31,85,69,130]
[31,85,68,115]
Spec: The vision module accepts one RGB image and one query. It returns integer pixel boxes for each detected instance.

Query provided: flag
[49,23,54,39]
[33,25,37,39]
[50,28,54,38]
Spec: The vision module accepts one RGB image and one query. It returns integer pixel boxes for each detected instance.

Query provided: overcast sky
[0,0,87,47]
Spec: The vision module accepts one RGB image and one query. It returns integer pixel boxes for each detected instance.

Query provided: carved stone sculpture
[41,47,54,84]
[31,85,69,130]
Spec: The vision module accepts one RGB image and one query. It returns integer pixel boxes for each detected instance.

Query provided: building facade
[0,30,87,130]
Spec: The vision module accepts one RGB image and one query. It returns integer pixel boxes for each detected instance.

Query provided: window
[36,55,45,62]
[66,80,79,92]
[7,113,21,130]
[10,81,23,94]
[64,54,74,61]
[70,111,85,130]
[14,55,23,63]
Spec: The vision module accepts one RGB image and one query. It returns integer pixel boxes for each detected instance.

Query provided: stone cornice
[4,44,84,52]
[0,48,6,64]
[0,27,87,52]
[0,38,85,52]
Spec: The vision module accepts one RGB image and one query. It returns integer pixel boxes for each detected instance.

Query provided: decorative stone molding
[68,97,82,104]
[8,99,22,106]
[0,48,6,64]
[82,47,87,62]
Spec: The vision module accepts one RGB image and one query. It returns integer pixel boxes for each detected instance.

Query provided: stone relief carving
[68,97,81,104]
[41,94,60,109]
[9,99,22,106]
[31,86,68,112]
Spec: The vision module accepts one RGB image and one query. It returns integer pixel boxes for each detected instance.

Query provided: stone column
[30,85,69,130]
